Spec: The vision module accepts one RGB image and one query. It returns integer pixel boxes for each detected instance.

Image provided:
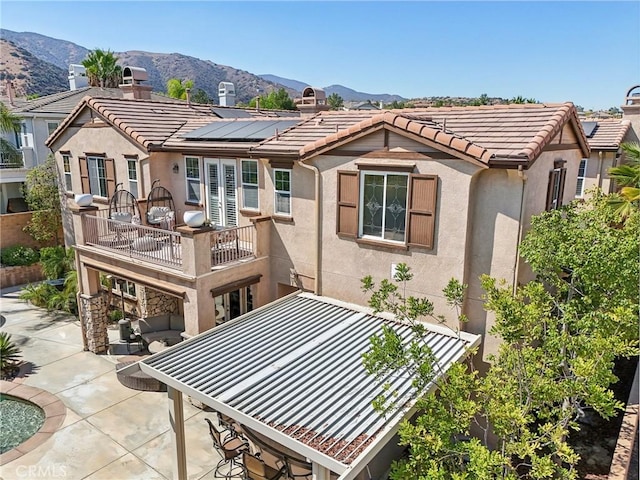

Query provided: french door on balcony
[204,158,238,227]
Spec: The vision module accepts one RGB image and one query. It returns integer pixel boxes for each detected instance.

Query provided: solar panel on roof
[211,108,253,119]
[581,121,598,138]
[182,120,300,141]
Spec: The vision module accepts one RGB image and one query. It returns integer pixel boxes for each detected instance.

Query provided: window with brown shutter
[82,155,116,198]
[336,170,438,249]
[336,171,359,237]
[546,159,567,211]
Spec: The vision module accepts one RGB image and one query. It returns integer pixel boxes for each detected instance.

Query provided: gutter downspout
[299,159,321,295]
[596,151,604,189]
[513,165,528,295]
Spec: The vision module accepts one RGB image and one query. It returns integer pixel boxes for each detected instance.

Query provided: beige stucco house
[47,95,589,362]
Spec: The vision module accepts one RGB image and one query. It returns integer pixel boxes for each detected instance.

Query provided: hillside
[0,39,68,96]
[0,29,297,103]
[0,29,89,69]
[259,74,406,102]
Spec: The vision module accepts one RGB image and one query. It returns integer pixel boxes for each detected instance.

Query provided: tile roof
[9,87,181,115]
[46,96,215,149]
[582,119,631,150]
[253,103,590,167]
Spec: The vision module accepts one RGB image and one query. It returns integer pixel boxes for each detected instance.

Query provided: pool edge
[0,380,67,465]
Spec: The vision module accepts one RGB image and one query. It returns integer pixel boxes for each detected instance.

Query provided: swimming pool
[0,394,45,453]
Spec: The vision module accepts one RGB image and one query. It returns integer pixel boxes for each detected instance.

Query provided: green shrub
[39,246,69,279]
[0,332,21,378]
[0,245,39,266]
[108,309,123,322]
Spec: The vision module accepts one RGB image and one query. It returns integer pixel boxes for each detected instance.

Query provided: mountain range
[0,29,406,103]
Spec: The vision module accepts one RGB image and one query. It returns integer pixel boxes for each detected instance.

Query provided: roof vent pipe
[186,88,191,107]
[275,128,279,139]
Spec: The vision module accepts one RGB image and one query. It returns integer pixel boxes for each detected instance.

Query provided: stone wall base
[138,286,179,318]
[79,294,109,354]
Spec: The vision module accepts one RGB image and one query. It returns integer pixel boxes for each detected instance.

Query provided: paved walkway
[0,286,222,480]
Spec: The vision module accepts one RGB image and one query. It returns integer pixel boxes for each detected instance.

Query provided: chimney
[68,64,88,91]
[297,87,330,116]
[218,82,236,107]
[120,66,152,100]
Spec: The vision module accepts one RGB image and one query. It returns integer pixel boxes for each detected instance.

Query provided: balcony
[80,210,259,275]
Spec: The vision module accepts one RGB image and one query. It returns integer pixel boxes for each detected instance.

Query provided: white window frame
[241,160,259,210]
[113,279,136,299]
[273,168,291,216]
[575,158,588,198]
[87,156,108,198]
[358,171,409,243]
[62,154,72,192]
[127,159,139,198]
[185,156,201,203]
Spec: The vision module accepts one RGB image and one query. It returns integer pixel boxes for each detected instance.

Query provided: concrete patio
[0,285,223,480]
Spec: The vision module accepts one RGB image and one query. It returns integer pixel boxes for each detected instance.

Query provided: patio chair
[205,417,249,479]
[146,180,175,229]
[243,451,287,480]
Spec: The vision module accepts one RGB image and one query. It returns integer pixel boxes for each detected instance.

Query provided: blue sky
[2,1,638,110]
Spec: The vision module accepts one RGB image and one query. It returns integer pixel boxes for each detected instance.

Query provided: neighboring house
[576,86,640,200]
[577,119,630,198]
[0,66,180,214]
[47,98,589,362]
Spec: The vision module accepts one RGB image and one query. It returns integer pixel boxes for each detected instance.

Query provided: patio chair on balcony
[108,184,141,245]
[205,417,249,480]
[146,180,175,230]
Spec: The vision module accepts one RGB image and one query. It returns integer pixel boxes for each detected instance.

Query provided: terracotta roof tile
[584,120,631,150]
[254,103,588,167]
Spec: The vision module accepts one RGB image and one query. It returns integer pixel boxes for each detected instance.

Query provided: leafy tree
[510,95,538,104]
[608,106,622,117]
[22,155,62,244]
[167,78,194,100]
[249,88,297,111]
[191,88,211,104]
[607,142,640,220]
[0,102,22,166]
[81,49,122,88]
[362,194,638,479]
[327,93,344,110]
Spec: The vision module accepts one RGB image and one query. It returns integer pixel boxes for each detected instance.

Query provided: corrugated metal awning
[140,292,480,478]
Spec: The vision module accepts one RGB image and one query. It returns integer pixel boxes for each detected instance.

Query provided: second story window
[47,121,59,137]
[337,170,438,249]
[546,159,567,210]
[185,156,201,203]
[241,160,259,210]
[360,172,408,242]
[62,154,72,191]
[127,159,138,198]
[575,158,587,198]
[87,156,108,197]
[274,168,291,216]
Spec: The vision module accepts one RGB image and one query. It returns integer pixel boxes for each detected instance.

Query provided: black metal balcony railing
[83,214,182,269]
[0,152,25,169]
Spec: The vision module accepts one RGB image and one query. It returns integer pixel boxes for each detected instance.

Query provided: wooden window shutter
[407,174,438,248]
[557,168,567,208]
[546,169,559,210]
[105,158,116,198]
[336,171,359,237]
[79,156,89,194]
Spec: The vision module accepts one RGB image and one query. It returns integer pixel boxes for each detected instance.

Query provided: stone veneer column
[79,293,109,354]
[138,286,179,318]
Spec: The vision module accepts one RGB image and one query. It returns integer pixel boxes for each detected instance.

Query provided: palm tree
[607,142,640,220]
[82,49,122,88]
[0,101,23,166]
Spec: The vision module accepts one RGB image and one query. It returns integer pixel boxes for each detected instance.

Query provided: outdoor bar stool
[205,417,249,479]
[243,451,287,480]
